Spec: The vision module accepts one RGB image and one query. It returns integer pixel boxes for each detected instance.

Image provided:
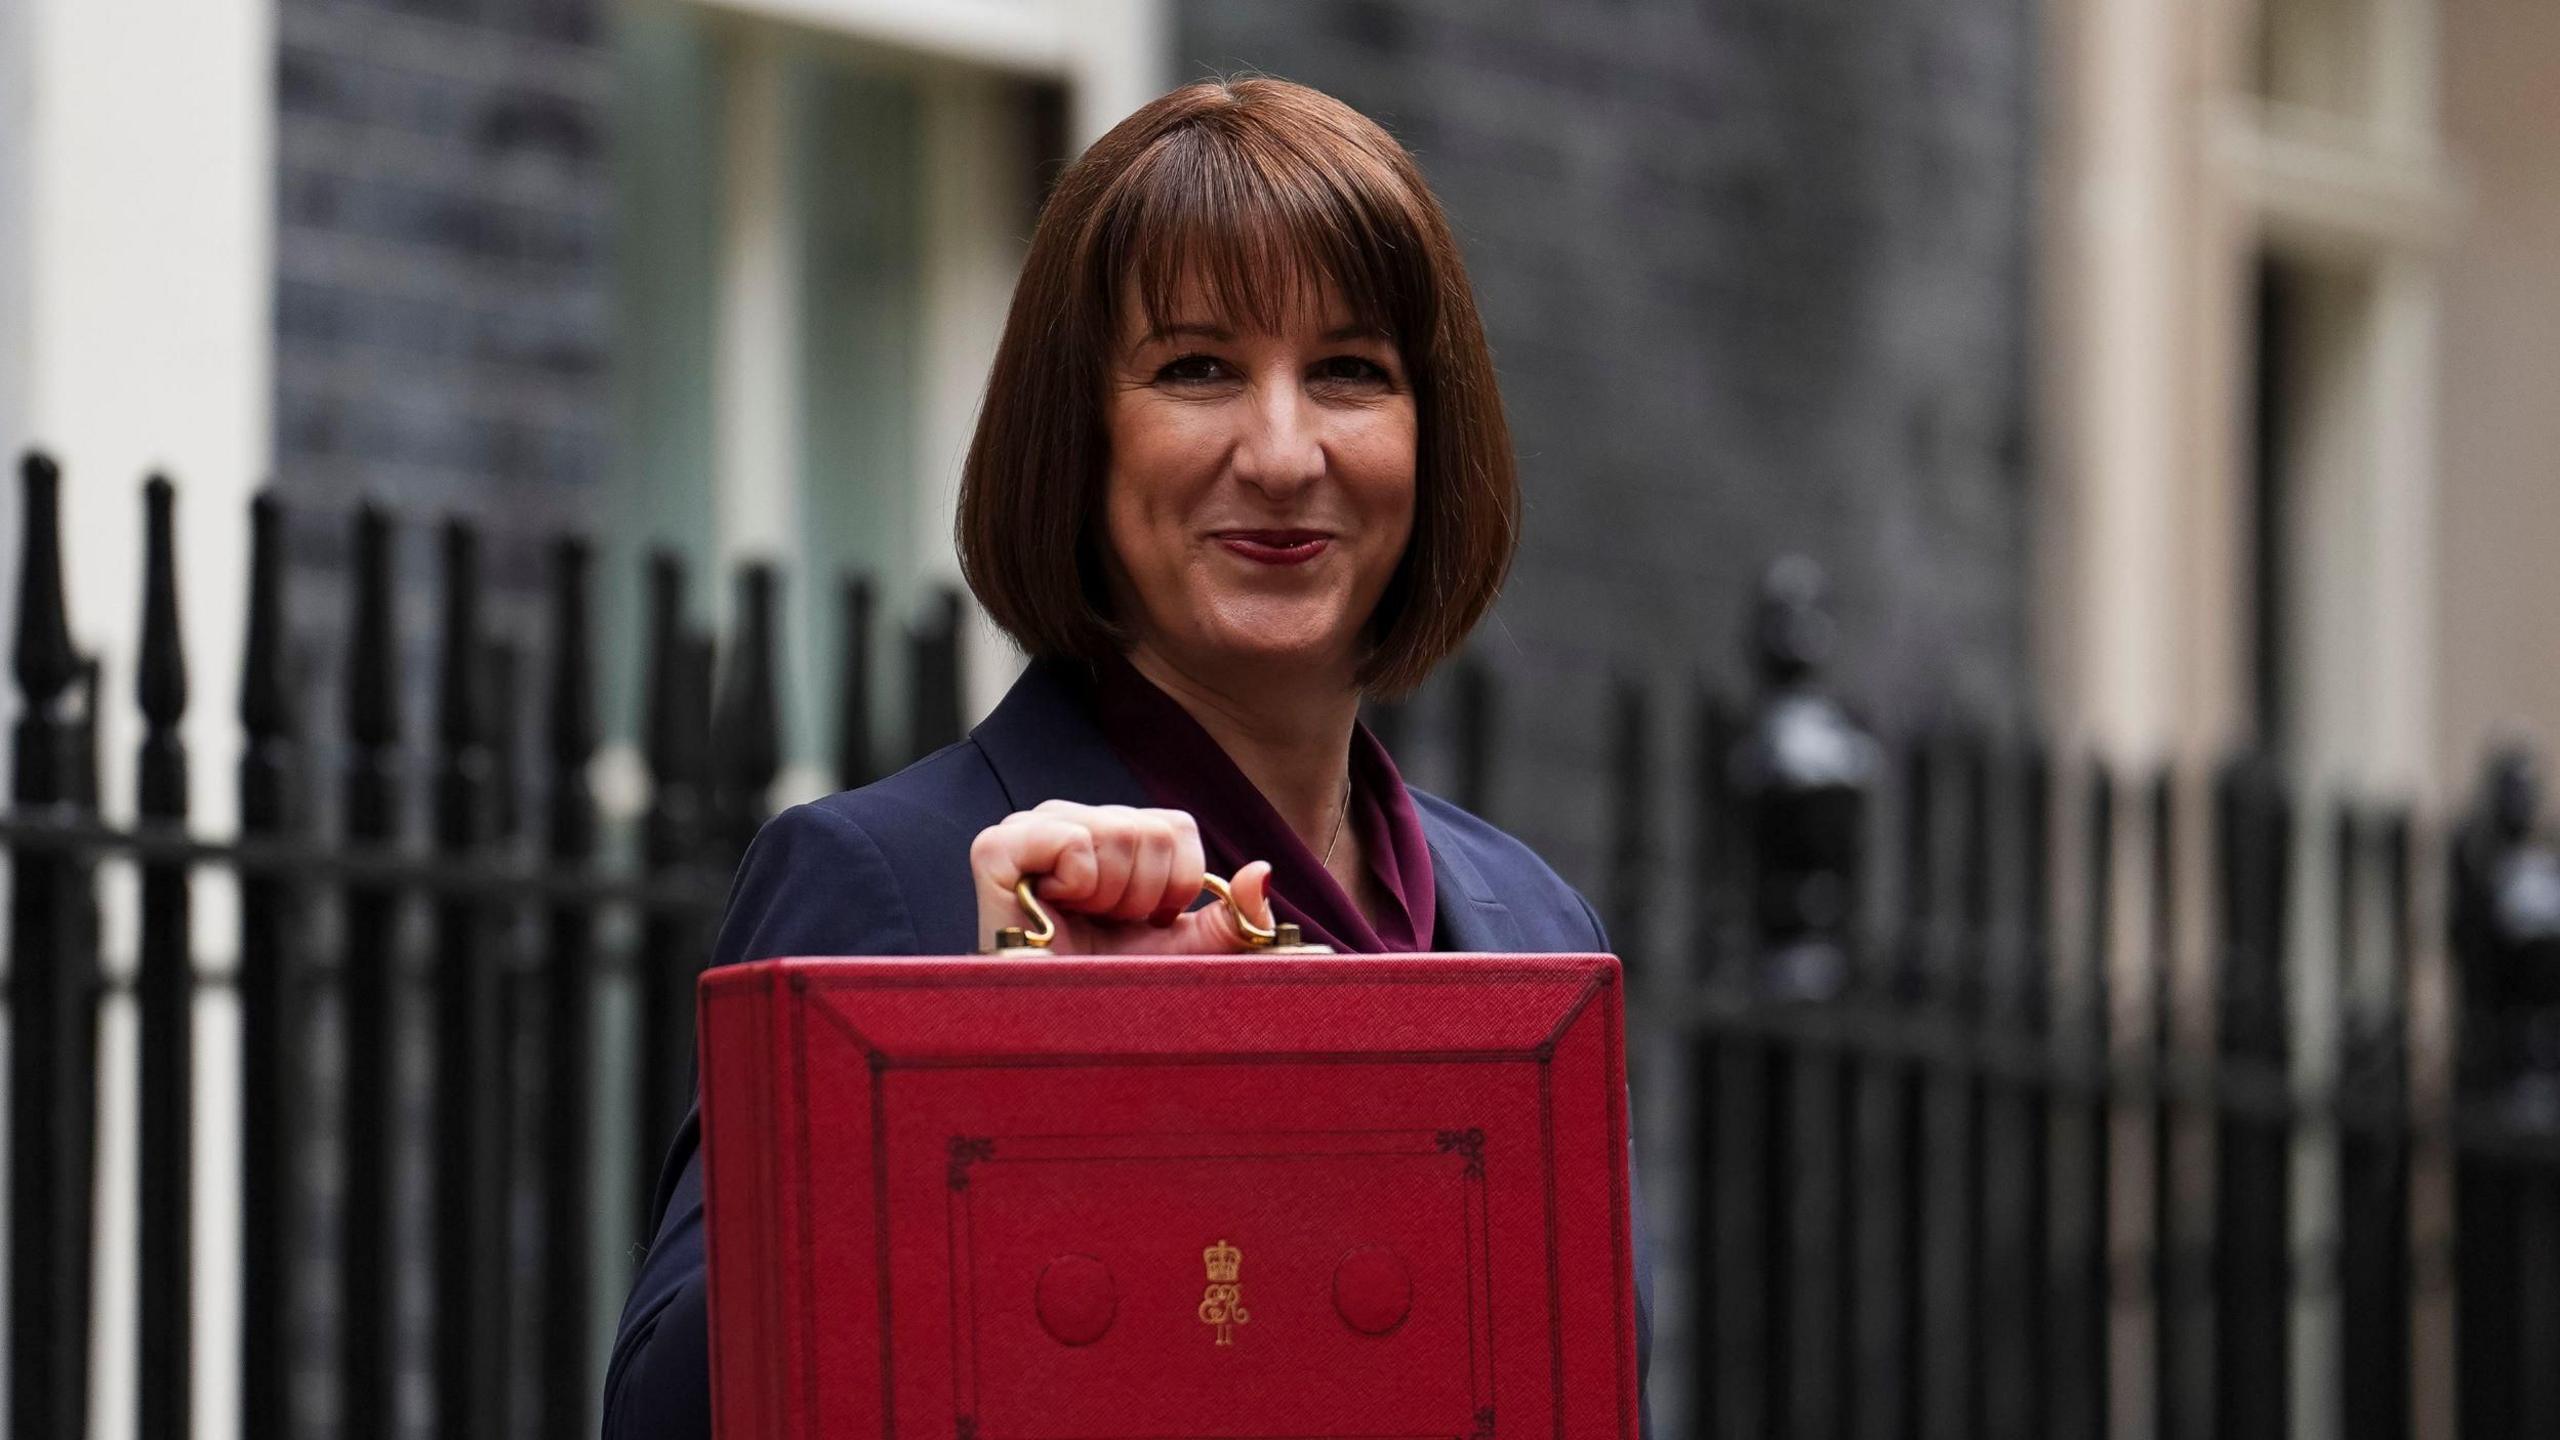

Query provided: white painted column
[1066,0,1169,148]
[710,28,831,803]
[0,0,31,492]
[713,29,805,579]
[2042,0,2193,767]
[12,0,276,1436]
[916,72,1034,721]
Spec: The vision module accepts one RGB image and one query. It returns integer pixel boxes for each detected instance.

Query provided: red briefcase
[698,949,1637,1440]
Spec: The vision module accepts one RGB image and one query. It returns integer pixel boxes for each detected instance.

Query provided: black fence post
[137,474,194,1440]
[430,519,507,1440]
[2338,802,2414,1440]
[541,536,601,1437]
[2212,755,2293,1440]
[237,491,300,1438]
[7,450,101,1440]
[2451,745,2560,1440]
[1977,742,2053,1440]
[636,551,710,1227]
[2148,767,2209,1440]
[837,574,876,791]
[340,503,405,1439]
[711,561,783,866]
[1736,558,1874,1440]
[1885,732,1943,1440]
[2049,759,2114,1440]
[1933,732,1991,1440]
[908,585,966,764]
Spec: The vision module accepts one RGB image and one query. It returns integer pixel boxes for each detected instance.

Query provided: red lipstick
[1214,530,1331,566]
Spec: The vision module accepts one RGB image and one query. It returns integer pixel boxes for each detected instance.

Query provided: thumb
[1174,860,1276,953]
[1225,860,1275,941]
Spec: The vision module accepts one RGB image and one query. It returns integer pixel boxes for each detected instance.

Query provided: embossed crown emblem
[1202,1239,1241,1284]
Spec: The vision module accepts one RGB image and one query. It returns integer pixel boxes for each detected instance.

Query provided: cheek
[1102,398,1209,581]
[1344,411,1420,548]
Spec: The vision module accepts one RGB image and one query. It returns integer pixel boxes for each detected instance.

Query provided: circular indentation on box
[1035,1255,1117,1345]
[1332,1246,1412,1335]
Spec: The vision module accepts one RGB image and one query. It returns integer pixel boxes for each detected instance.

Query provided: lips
[1213,530,1332,566]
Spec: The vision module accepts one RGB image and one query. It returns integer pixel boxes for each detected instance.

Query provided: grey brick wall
[271,0,612,799]
[275,0,609,513]
[1176,0,2040,893]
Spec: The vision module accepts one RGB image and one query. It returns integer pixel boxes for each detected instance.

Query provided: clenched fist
[969,800,1276,954]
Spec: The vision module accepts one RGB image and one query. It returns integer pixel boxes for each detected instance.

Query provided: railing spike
[349,505,399,748]
[712,561,783,856]
[836,574,875,791]
[549,537,597,849]
[15,450,79,711]
[241,494,295,743]
[906,586,965,764]
[139,474,188,732]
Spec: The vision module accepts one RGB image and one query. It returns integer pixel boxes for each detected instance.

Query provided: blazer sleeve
[602,801,921,1440]
[1575,890,1657,1440]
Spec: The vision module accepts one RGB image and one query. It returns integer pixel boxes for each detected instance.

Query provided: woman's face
[1102,269,1417,688]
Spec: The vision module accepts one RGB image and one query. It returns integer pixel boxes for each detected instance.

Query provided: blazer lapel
[1418,808,1526,954]
[967,659,1153,812]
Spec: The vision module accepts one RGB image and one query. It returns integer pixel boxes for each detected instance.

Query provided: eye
[1155,353,1231,384]
[1312,355,1393,386]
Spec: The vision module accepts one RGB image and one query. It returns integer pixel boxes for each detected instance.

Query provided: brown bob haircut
[955,75,1517,697]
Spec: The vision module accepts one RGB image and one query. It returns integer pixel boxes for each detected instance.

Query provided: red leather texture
[699,952,1637,1440]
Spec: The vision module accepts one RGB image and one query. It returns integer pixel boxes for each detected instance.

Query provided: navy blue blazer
[603,658,1655,1436]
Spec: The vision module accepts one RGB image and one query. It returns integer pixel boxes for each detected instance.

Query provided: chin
[1190,598,1361,674]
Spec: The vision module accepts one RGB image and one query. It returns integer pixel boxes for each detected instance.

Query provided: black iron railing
[5,449,2560,1440]
[1,451,968,1440]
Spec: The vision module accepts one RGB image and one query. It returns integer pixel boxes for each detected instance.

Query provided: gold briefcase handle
[991,872,1321,954]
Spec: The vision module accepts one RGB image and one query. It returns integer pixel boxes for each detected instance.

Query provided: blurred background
[5,0,2560,1438]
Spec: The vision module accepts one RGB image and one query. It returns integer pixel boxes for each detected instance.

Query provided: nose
[1230,375,1325,500]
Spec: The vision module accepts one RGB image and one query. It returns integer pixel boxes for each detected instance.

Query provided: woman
[605,75,1653,1435]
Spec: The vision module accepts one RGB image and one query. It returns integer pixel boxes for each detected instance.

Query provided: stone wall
[1177,0,2041,892]
[270,0,613,785]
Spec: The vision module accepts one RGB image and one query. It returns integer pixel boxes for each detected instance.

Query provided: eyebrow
[1140,321,1391,345]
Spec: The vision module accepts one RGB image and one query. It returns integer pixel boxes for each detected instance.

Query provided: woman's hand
[969,800,1275,954]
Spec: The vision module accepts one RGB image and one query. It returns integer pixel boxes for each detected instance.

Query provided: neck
[1124,642,1360,853]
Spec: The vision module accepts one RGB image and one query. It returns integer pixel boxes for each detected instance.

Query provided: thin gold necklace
[1320,774,1352,867]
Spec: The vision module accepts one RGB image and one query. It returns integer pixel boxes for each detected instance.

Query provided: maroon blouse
[1087,654,1437,953]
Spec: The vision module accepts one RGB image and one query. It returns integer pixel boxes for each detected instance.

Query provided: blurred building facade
[5,0,2053,883]
[9,0,2551,864]
[2039,0,2560,804]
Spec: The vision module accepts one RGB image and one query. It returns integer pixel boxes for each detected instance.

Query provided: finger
[973,816,1096,902]
[1074,808,1141,918]
[1154,813,1207,926]
[1112,818,1177,923]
